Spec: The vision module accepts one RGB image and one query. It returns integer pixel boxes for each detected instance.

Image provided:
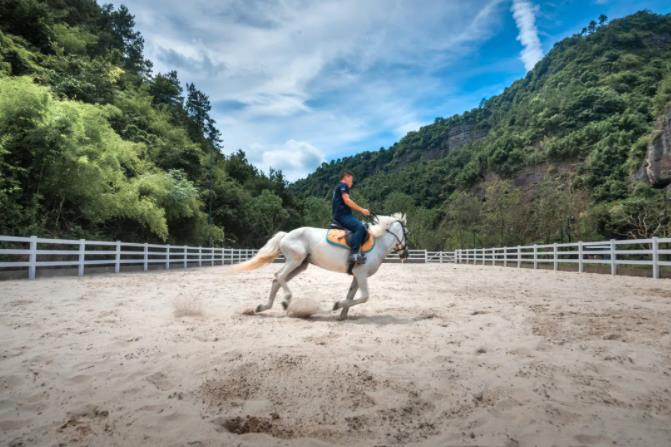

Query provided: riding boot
[357,248,367,264]
[348,250,366,265]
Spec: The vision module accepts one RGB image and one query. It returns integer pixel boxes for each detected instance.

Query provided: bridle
[385,220,409,260]
[365,212,409,260]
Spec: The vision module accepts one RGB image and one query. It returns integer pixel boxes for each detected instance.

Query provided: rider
[332,171,370,265]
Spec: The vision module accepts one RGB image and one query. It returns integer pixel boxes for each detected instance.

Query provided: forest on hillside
[1,2,670,250]
[0,0,302,247]
[294,11,671,249]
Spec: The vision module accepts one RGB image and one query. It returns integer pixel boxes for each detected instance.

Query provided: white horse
[234,213,409,320]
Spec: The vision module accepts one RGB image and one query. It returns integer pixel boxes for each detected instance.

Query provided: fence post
[211,247,215,266]
[652,237,659,279]
[424,249,428,263]
[166,244,170,270]
[533,244,538,269]
[27,235,38,280]
[115,240,121,273]
[578,241,583,273]
[492,248,496,266]
[183,246,187,269]
[503,247,507,267]
[143,243,148,272]
[198,247,202,267]
[610,239,616,276]
[221,247,225,265]
[78,239,85,277]
[553,243,558,272]
[517,245,521,268]
[481,248,485,265]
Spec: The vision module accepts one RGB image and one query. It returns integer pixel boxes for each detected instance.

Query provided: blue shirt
[332,182,352,219]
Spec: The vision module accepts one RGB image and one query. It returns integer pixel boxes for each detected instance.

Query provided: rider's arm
[342,193,370,216]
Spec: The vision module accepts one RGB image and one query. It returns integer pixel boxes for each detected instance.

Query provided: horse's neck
[375,228,397,256]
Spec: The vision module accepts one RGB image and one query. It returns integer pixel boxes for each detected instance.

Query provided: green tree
[149,70,183,107]
[302,197,331,228]
[443,191,483,248]
[246,190,290,244]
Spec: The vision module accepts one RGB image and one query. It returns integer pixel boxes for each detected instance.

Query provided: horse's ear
[401,213,407,224]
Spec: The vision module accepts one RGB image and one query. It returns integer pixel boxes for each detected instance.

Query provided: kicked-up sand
[0,263,670,446]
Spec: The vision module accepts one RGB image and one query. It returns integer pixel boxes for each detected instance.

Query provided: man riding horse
[235,173,409,320]
[331,171,370,265]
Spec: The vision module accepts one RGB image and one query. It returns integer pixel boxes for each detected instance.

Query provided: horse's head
[369,213,409,260]
[386,213,409,261]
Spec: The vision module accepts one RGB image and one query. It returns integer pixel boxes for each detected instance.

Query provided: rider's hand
[362,208,371,216]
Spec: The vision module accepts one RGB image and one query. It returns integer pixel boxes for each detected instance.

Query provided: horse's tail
[233,231,287,272]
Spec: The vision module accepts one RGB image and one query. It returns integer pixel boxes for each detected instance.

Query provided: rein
[385,220,409,256]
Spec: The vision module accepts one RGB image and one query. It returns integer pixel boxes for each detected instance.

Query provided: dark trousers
[335,214,366,252]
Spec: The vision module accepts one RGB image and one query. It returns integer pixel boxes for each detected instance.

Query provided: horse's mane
[369,213,406,238]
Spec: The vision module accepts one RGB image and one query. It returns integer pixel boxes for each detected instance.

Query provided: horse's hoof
[281,301,288,310]
[255,304,263,313]
[338,313,348,321]
[333,302,340,311]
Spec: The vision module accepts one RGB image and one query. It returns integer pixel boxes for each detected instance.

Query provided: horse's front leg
[337,273,369,320]
[333,277,358,319]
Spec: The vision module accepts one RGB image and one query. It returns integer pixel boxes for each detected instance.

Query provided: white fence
[451,238,671,279]
[0,235,668,280]
[0,235,423,280]
[0,235,261,280]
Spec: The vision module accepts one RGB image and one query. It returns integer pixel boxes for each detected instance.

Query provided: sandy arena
[1,263,670,446]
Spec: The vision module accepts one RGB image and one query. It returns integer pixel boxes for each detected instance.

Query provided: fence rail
[0,235,263,280]
[0,235,668,280]
[450,237,671,279]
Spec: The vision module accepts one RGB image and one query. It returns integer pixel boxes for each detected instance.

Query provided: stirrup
[348,253,366,265]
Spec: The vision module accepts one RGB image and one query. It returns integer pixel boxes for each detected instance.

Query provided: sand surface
[1,264,670,447]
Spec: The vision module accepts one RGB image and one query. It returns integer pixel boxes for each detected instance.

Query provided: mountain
[0,0,302,247]
[293,11,671,249]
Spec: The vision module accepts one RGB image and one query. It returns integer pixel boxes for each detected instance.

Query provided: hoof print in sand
[212,415,293,438]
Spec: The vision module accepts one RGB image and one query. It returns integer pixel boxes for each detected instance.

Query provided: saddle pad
[326,229,375,253]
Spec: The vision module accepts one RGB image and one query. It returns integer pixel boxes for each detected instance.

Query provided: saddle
[326,222,375,253]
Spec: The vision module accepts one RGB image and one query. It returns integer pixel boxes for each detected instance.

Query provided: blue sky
[117,0,670,180]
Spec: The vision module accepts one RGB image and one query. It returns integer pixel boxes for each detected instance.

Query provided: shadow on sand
[248,311,433,326]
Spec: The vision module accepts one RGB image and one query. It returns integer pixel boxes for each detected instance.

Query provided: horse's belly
[308,241,350,274]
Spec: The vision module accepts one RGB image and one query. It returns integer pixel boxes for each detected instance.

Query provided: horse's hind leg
[255,257,305,313]
[281,259,309,310]
[256,278,280,313]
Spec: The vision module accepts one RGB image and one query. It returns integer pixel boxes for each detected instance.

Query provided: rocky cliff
[637,105,671,188]
[419,122,489,162]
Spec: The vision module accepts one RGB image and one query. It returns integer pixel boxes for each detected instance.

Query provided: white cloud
[117,0,506,178]
[253,139,325,181]
[511,0,544,71]
[395,121,425,137]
